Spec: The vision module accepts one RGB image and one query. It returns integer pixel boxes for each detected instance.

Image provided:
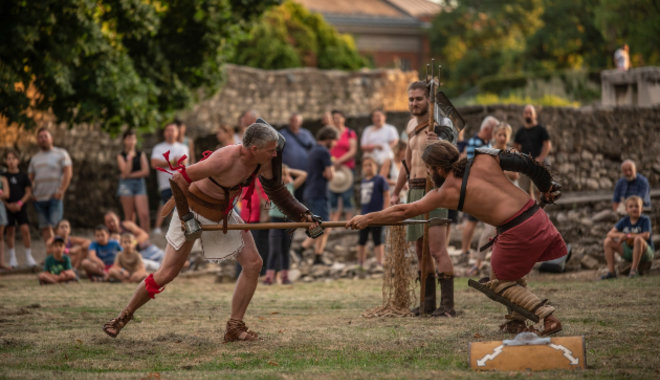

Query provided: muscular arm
[350,189,446,229]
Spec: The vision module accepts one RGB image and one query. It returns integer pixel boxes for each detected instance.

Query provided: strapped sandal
[540,314,562,336]
[223,319,259,343]
[103,311,133,338]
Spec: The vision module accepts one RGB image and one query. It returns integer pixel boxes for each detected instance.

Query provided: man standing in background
[514,105,551,199]
[29,127,72,243]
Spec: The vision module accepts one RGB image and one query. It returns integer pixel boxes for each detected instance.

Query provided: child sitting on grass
[81,225,122,281]
[47,219,91,270]
[357,155,389,269]
[107,232,146,283]
[602,195,655,279]
[38,236,77,284]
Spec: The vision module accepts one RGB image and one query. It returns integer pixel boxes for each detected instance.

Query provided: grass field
[1,272,659,379]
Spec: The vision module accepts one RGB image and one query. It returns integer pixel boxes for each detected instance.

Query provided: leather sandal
[540,314,562,336]
[103,311,133,338]
[499,320,539,334]
[223,319,259,342]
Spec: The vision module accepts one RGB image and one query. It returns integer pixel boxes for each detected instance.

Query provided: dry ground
[1,271,659,379]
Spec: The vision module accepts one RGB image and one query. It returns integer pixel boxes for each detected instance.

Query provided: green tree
[430,0,544,96]
[231,0,367,70]
[0,0,277,134]
[595,0,660,66]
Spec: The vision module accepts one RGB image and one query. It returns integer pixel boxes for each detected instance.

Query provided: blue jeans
[34,198,63,228]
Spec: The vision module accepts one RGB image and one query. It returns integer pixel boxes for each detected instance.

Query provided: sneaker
[262,277,273,286]
[25,253,37,268]
[628,270,639,278]
[313,255,324,266]
[153,227,163,235]
[9,254,18,268]
[455,252,470,266]
[601,272,617,280]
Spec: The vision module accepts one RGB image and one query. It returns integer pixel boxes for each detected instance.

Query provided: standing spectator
[176,120,195,163]
[360,109,399,167]
[28,127,72,242]
[81,225,122,281]
[107,232,147,283]
[0,173,8,269]
[38,236,77,285]
[234,110,259,144]
[329,110,358,221]
[514,105,551,199]
[116,130,150,233]
[612,160,651,213]
[602,196,654,279]
[263,165,307,285]
[357,155,389,268]
[3,150,35,268]
[280,113,315,201]
[321,111,334,128]
[614,44,630,70]
[458,116,497,264]
[298,126,337,265]
[151,122,189,234]
[380,140,408,201]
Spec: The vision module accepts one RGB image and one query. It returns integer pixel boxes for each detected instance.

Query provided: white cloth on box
[166,209,245,262]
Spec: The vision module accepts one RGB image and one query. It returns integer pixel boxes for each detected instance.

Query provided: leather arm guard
[476,147,552,192]
[260,176,323,238]
[169,178,202,241]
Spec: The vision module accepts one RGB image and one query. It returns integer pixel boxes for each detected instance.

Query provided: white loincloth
[166,208,245,263]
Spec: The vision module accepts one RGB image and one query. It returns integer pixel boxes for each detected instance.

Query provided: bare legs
[120,194,151,233]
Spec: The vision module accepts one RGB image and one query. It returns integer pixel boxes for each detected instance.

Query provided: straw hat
[329,165,354,193]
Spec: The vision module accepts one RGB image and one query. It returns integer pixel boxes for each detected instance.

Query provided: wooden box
[469,333,586,371]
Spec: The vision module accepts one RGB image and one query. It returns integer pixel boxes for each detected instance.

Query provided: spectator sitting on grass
[107,232,147,283]
[38,236,77,285]
[47,219,90,270]
[81,225,122,281]
[602,195,655,279]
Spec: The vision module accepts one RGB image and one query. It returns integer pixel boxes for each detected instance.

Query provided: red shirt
[240,179,268,223]
[330,127,357,169]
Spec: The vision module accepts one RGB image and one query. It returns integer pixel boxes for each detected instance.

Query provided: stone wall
[181,64,419,132]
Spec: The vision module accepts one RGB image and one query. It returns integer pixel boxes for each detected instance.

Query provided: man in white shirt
[151,122,189,234]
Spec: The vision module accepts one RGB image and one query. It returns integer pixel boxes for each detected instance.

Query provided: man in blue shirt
[280,113,315,201]
[612,160,651,212]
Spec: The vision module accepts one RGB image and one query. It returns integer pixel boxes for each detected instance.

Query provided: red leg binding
[145,273,165,299]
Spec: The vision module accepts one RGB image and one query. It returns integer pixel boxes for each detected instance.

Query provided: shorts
[117,178,147,197]
[329,186,354,213]
[0,203,6,226]
[305,198,329,221]
[34,198,63,229]
[7,206,29,226]
[166,208,245,262]
[491,200,567,281]
[406,187,448,242]
[160,188,173,204]
[104,264,113,272]
[622,242,655,262]
[359,226,383,246]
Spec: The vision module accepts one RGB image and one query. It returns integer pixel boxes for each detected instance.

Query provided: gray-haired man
[104,122,321,342]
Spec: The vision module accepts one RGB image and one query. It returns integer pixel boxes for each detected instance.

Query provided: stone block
[580,254,600,270]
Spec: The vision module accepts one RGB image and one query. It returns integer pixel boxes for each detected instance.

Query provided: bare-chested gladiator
[389,81,455,317]
[349,140,566,335]
[103,122,321,342]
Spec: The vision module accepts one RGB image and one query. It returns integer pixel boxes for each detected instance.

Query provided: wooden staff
[201,219,441,231]
[419,61,437,315]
